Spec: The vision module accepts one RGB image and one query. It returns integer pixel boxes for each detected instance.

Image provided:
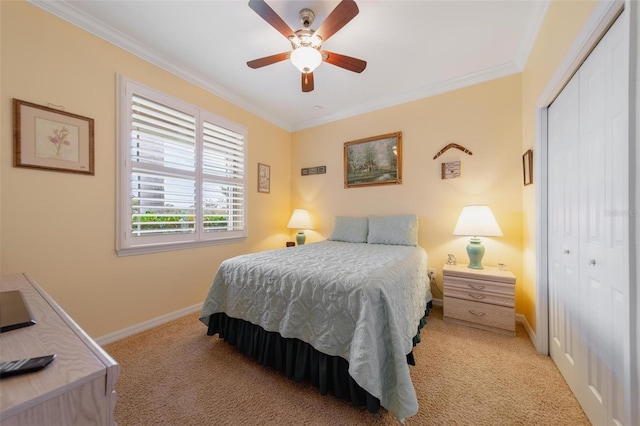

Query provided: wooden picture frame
[257,163,270,193]
[523,149,533,186]
[344,131,402,188]
[13,99,94,175]
[301,165,326,176]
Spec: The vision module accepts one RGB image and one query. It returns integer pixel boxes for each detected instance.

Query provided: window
[117,76,246,255]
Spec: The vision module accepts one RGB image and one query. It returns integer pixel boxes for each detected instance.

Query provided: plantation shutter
[118,76,247,255]
[202,120,245,234]
[130,94,197,239]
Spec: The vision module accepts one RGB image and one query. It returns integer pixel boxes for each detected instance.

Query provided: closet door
[578,11,629,425]
[547,76,580,392]
[547,11,629,426]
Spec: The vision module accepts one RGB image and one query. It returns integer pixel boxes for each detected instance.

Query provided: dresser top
[443,263,515,282]
[0,273,118,419]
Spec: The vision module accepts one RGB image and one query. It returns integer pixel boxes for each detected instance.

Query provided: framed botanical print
[13,99,95,175]
[258,163,270,193]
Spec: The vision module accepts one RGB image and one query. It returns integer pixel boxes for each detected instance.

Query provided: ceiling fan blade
[247,52,289,69]
[315,0,359,43]
[248,0,296,40]
[302,72,314,92]
[321,50,367,73]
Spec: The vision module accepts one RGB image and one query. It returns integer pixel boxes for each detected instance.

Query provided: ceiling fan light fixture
[247,0,366,91]
[290,46,322,73]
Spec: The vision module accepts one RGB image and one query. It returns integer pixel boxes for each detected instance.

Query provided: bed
[199,215,432,422]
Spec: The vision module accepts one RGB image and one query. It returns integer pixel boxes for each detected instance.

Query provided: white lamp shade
[453,205,503,237]
[290,46,322,73]
[287,209,312,230]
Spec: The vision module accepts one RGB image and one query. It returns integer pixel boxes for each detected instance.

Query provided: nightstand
[442,264,515,335]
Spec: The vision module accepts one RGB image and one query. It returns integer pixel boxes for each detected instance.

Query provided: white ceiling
[31,0,549,131]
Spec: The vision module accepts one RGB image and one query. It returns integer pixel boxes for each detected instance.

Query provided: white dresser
[443,264,516,336]
[0,273,119,425]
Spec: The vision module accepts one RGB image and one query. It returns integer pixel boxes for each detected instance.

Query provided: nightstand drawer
[444,276,514,299]
[444,287,514,307]
[444,297,515,333]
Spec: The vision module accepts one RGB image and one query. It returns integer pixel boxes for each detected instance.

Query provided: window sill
[116,236,246,256]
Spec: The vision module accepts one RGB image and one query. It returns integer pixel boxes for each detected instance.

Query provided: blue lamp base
[296,231,306,245]
[466,237,485,269]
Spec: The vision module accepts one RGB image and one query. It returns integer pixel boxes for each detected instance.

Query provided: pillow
[367,214,418,246]
[328,216,369,243]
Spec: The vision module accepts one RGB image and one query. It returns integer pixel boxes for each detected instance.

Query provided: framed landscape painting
[344,131,402,188]
[13,99,95,175]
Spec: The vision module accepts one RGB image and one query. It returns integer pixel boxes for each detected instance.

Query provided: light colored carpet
[104,306,590,425]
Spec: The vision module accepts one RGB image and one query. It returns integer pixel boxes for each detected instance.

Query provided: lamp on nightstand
[287,209,313,245]
[453,205,503,270]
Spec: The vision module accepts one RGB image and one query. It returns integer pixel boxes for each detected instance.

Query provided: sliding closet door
[548,10,630,426]
[577,11,629,425]
[547,76,580,391]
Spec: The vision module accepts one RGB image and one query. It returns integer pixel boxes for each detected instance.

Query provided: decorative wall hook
[433,143,473,159]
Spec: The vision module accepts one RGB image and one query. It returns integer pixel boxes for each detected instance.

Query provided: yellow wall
[0,2,292,337]
[0,0,605,339]
[291,75,524,307]
[520,0,598,331]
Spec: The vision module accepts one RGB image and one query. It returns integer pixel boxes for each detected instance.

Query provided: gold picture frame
[344,131,402,188]
[13,99,95,175]
[258,163,270,193]
[523,149,533,186]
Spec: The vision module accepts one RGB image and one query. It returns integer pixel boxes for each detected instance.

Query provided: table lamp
[287,209,312,245]
[453,205,503,269]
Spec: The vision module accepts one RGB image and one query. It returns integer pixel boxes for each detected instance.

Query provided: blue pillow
[328,216,368,243]
[367,214,418,246]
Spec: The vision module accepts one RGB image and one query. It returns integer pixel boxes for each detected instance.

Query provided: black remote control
[0,354,56,378]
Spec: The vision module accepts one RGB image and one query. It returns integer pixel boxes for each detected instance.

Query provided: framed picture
[258,163,270,193]
[344,131,402,188]
[301,165,326,176]
[13,99,94,175]
[441,160,461,179]
[522,149,533,186]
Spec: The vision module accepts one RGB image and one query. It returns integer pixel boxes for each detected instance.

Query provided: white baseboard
[516,313,536,345]
[94,301,538,349]
[95,302,203,346]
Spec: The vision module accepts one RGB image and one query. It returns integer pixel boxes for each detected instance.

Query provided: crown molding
[27,0,541,133]
[28,0,293,131]
[290,61,521,131]
[513,0,550,71]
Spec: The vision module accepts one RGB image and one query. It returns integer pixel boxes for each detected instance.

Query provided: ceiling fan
[246,0,367,93]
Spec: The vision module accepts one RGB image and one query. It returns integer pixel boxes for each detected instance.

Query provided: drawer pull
[469,310,486,317]
[468,293,485,300]
[468,284,485,290]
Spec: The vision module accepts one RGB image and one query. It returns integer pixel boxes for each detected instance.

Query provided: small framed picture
[258,163,270,193]
[301,165,327,176]
[13,99,94,175]
[522,149,533,186]
[441,160,461,179]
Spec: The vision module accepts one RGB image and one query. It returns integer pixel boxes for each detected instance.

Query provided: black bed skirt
[205,302,431,413]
